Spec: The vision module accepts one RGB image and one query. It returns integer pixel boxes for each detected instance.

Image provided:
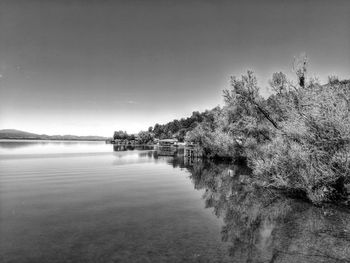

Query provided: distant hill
[0,129,108,141]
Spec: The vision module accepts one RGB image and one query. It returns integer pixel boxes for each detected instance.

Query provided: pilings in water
[184,145,202,158]
[156,146,178,156]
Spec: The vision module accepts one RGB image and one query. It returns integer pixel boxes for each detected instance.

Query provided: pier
[184,144,202,158]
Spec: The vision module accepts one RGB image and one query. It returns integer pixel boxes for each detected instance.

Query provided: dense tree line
[186,57,350,205]
[150,108,220,141]
[113,130,154,144]
[113,130,135,141]
[114,109,220,144]
[114,56,350,205]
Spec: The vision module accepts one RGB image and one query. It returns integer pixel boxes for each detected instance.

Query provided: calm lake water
[0,140,350,263]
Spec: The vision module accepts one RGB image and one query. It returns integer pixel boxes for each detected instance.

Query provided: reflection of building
[156,147,177,156]
[156,139,178,156]
[113,145,154,152]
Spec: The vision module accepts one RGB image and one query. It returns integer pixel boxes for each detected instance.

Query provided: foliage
[113,130,130,140]
[113,130,154,144]
[293,53,308,88]
[185,109,241,159]
[183,59,350,204]
[152,108,220,141]
[130,57,350,205]
[222,69,350,204]
[137,131,154,144]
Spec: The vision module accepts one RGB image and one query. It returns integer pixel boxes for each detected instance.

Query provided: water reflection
[1,144,232,263]
[0,140,108,156]
[184,160,350,263]
[113,145,154,152]
[1,141,350,262]
[0,140,47,149]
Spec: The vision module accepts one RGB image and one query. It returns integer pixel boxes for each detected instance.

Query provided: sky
[0,0,349,136]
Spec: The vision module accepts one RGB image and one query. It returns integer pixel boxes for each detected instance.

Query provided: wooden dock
[184,144,202,158]
[156,145,178,156]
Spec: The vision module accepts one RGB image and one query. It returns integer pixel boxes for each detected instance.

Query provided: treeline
[113,108,221,144]
[114,56,350,205]
[113,130,153,144]
[150,108,220,141]
[185,56,350,205]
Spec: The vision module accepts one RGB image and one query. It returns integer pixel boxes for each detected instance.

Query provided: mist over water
[0,141,349,263]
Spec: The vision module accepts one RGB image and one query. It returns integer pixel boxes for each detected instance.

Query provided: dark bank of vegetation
[150,108,221,142]
[113,108,220,143]
[116,56,349,205]
[137,56,350,206]
[183,56,350,205]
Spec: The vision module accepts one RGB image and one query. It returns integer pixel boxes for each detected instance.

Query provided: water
[0,140,350,263]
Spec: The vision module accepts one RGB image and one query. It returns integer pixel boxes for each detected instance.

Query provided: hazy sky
[0,0,349,136]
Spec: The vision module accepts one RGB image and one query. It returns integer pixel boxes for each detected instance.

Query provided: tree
[138,131,154,144]
[113,130,128,140]
[218,65,350,204]
[293,53,308,88]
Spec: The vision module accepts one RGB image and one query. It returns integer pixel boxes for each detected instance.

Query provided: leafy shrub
[253,80,350,204]
[224,70,350,204]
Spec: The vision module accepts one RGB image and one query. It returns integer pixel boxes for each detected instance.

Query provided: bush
[184,60,350,205]
[252,80,350,204]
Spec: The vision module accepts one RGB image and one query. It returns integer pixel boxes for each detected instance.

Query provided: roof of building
[159,138,178,142]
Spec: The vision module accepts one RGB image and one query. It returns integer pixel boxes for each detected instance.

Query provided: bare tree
[293,53,308,88]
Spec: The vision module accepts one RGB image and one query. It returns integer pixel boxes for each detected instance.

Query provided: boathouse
[158,138,178,146]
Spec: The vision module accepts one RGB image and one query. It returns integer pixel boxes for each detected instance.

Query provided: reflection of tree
[153,155,187,169]
[185,161,350,263]
[113,145,133,151]
[138,151,156,159]
[113,145,154,152]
